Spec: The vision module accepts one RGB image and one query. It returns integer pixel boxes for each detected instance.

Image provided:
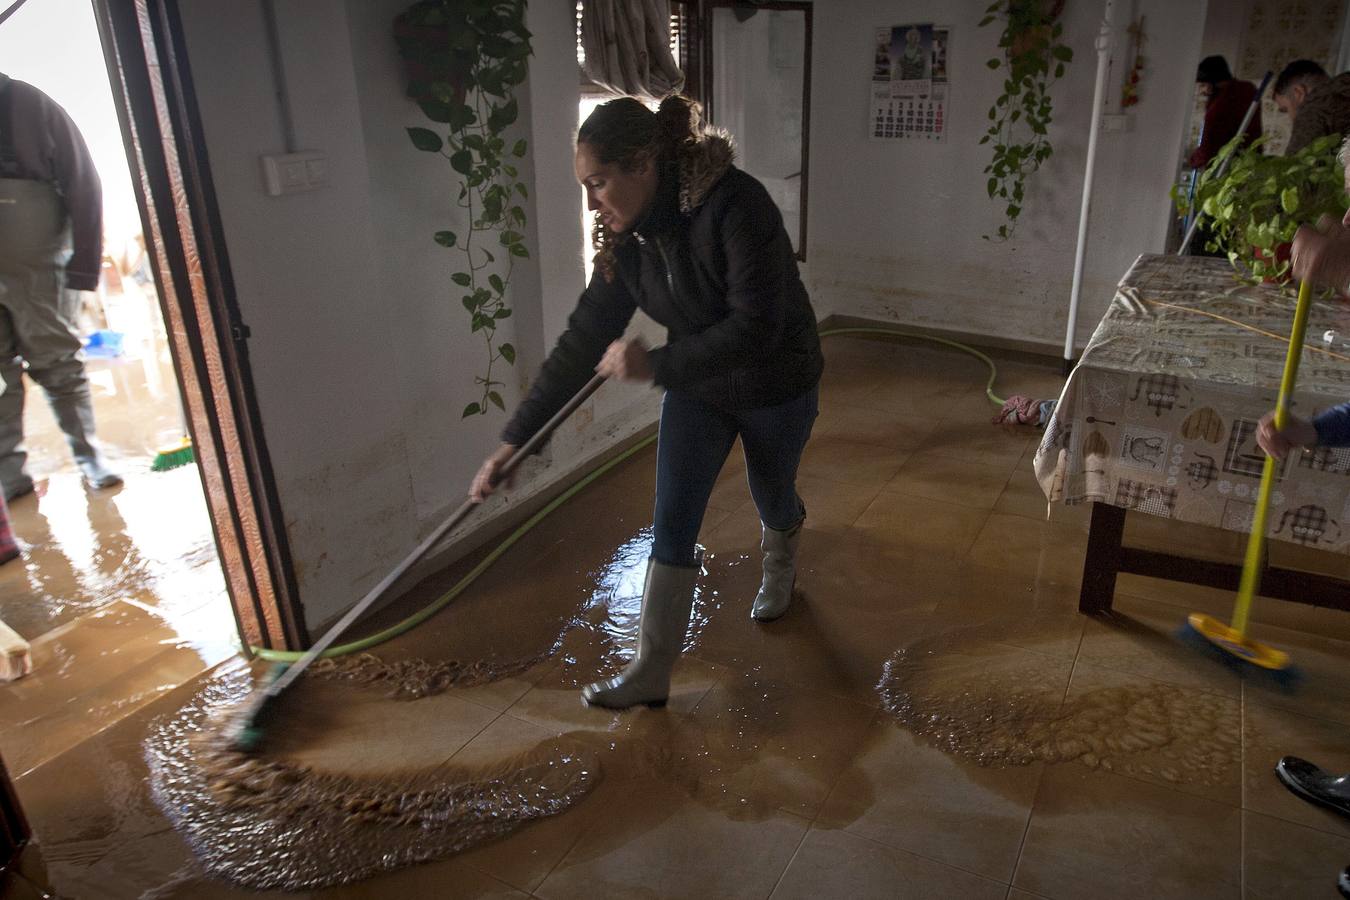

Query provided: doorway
[0,0,302,785]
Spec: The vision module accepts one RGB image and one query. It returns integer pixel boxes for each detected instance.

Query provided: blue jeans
[651,384,819,568]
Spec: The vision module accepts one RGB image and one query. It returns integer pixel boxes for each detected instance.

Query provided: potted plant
[978,0,1072,240]
[395,0,534,417]
[1179,133,1347,284]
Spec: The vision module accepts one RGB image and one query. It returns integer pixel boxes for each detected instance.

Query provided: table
[1034,254,1350,614]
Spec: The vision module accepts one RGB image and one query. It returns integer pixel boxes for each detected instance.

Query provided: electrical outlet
[261,151,329,196]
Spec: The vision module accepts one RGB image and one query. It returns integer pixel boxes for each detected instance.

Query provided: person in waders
[471,95,823,710]
[0,73,121,503]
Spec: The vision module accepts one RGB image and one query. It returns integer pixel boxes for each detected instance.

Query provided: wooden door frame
[691,0,812,262]
[91,0,307,652]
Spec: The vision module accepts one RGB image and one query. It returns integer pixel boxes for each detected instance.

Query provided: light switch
[260,151,329,196]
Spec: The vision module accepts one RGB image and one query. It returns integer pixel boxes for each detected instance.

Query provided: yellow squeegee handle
[1234,279,1313,636]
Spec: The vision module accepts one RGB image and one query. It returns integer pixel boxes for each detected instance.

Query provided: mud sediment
[144,669,597,891]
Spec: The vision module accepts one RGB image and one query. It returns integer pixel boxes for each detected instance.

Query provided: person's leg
[0,278,30,501]
[583,390,737,709]
[649,389,739,567]
[737,384,819,621]
[16,271,120,489]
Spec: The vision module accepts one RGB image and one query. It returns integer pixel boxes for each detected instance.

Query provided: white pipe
[1064,0,1115,370]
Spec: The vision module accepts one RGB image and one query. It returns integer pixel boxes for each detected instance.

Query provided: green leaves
[398,0,532,417]
[407,127,443,152]
[1281,186,1300,215]
[978,4,1072,240]
[1180,132,1348,284]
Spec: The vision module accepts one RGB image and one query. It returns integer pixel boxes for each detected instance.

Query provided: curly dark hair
[578,95,705,282]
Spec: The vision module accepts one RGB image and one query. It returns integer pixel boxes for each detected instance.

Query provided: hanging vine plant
[394,0,533,417]
[978,0,1073,240]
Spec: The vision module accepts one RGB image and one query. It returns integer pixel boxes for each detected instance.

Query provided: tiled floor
[0,278,235,780]
[7,334,1350,898]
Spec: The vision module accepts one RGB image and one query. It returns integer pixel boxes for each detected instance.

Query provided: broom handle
[1234,280,1312,636]
[261,372,607,698]
[1179,70,1272,256]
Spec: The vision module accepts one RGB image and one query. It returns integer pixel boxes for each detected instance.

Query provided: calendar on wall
[870,24,949,142]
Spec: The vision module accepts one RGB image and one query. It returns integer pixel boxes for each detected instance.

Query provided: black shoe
[1338,865,1350,899]
[1274,756,1350,819]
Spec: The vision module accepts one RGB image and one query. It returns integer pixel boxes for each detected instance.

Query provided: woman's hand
[470,443,518,502]
[1291,214,1350,291]
[597,337,653,383]
[1255,411,1317,460]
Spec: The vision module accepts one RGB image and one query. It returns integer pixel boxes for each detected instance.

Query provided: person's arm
[1313,403,1350,447]
[1189,102,1225,169]
[40,91,102,291]
[647,177,789,387]
[500,268,638,448]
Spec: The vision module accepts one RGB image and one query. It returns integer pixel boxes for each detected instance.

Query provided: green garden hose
[250,327,1007,663]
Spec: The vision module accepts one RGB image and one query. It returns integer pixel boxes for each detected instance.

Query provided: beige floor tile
[1242,625,1350,728]
[1060,662,1242,806]
[798,435,909,486]
[995,464,1053,521]
[917,418,1035,466]
[321,860,530,899]
[818,718,1045,883]
[1243,810,1350,899]
[927,575,1084,660]
[1013,765,1242,900]
[690,528,937,704]
[1075,594,1245,699]
[452,715,610,893]
[853,492,991,562]
[263,677,501,776]
[811,402,938,453]
[507,653,721,736]
[1243,702,1350,839]
[684,672,875,818]
[534,779,811,900]
[769,827,1007,900]
[965,512,1089,588]
[886,451,1019,510]
[795,475,886,530]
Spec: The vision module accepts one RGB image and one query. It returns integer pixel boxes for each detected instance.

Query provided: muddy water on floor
[878,629,1241,785]
[309,650,549,699]
[143,668,598,891]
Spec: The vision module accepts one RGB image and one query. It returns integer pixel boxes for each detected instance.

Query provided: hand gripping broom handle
[258,372,608,700]
[1234,280,1312,636]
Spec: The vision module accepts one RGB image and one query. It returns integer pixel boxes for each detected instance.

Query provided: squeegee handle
[1234,280,1312,635]
[264,372,608,697]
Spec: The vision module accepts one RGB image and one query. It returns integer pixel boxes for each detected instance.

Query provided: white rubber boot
[582,556,699,710]
[751,514,803,622]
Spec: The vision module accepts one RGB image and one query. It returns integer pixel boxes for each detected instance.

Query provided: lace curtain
[580,0,684,101]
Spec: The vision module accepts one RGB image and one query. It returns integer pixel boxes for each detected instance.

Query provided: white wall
[174,0,1210,629]
[804,0,1207,350]
[177,0,661,630]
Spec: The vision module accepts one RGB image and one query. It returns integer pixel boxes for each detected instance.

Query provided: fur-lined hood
[676,130,736,214]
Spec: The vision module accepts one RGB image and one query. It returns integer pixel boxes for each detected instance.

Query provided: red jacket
[1189,79,1262,170]
[0,74,103,291]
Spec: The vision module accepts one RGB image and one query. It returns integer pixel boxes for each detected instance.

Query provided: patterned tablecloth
[1034,253,1350,555]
